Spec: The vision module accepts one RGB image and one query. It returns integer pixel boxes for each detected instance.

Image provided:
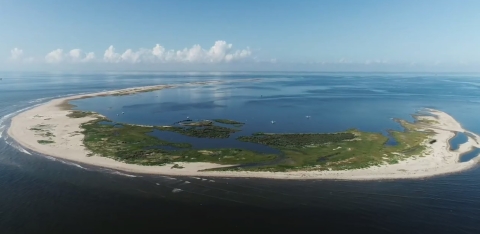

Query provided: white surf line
[5,141,32,155]
[1,93,91,145]
[0,103,50,152]
[59,160,90,170]
[110,171,138,177]
[0,125,5,139]
[0,102,45,124]
[99,168,140,177]
[172,188,183,193]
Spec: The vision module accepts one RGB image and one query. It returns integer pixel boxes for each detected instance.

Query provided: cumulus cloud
[103,40,252,64]
[45,48,95,63]
[84,52,95,62]
[103,45,121,63]
[69,49,82,61]
[45,49,64,63]
[12,41,252,65]
[10,48,24,60]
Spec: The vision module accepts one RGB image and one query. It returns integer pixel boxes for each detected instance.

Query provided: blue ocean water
[1,72,480,233]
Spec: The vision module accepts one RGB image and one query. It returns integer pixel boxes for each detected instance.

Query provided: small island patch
[212,119,245,127]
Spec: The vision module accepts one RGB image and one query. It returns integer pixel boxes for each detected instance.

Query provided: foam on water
[0,125,5,139]
[163,176,177,180]
[44,155,58,161]
[0,102,44,124]
[59,160,89,170]
[172,188,183,193]
[5,141,32,155]
[109,171,139,178]
[27,97,50,104]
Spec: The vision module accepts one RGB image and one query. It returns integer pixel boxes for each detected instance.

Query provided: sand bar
[7,82,480,180]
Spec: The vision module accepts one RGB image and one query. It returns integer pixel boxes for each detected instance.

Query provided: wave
[109,171,138,177]
[40,155,90,170]
[0,102,44,124]
[59,160,88,170]
[0,92,86,140]
[44,155,58,161]
[0,125,4,139]
[172,188,183,193]
[5,141,32,155]
[27,97,50,104]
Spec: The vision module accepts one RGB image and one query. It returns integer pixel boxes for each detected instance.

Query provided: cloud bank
[10,48,24,60]
[44,49,96,63]
[10,40,252,65]
[103,40,251,63]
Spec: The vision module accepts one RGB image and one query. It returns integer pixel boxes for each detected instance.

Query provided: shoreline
[7,82,480,180]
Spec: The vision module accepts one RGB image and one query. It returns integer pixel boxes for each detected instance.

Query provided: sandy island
[7,81,480,180]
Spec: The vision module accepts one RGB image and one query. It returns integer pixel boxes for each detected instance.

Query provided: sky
[1,0,480,72]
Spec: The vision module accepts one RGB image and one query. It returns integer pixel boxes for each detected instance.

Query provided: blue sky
[1,0,480,72]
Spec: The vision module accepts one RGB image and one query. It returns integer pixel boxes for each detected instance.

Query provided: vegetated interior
[76,109,435,171]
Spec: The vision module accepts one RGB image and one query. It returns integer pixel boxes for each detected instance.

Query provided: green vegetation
[30,124,55,138]
[57,100,77,110]
[67,111,95,118]
[180,120,213,127]
[38,140,55,144]
[156,125,239,138]
[80,118,274,166]
[110,86,174,96]
[233,125,433,171]
[171,164,184,169]
[212,119,245,127]
[238,132,355,147]
[76,109,435,171]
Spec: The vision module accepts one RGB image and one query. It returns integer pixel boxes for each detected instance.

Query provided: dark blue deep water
[1,72,480,233]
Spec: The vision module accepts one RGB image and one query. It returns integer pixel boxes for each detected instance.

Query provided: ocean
[1,72,480,233]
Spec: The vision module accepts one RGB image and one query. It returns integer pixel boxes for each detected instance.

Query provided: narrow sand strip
[7,83,480,180]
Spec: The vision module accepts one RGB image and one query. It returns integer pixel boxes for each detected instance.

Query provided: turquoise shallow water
[1,72,480,233]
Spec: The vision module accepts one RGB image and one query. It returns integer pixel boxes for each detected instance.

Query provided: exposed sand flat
[7,83,480,180]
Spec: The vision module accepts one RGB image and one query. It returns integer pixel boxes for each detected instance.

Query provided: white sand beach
[7,83,480,180]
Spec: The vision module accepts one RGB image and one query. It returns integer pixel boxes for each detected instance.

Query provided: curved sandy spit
[6,82,480,180]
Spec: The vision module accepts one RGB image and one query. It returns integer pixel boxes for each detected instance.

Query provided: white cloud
[10,48,24,60]
[69,49,82,61]
[103,40,252,64]
[84,52,95,62]
[44,48,95,63]
[13,41,253,65]
[103,45,121,63]
[45,49,64,63]
[69,49,96,62]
